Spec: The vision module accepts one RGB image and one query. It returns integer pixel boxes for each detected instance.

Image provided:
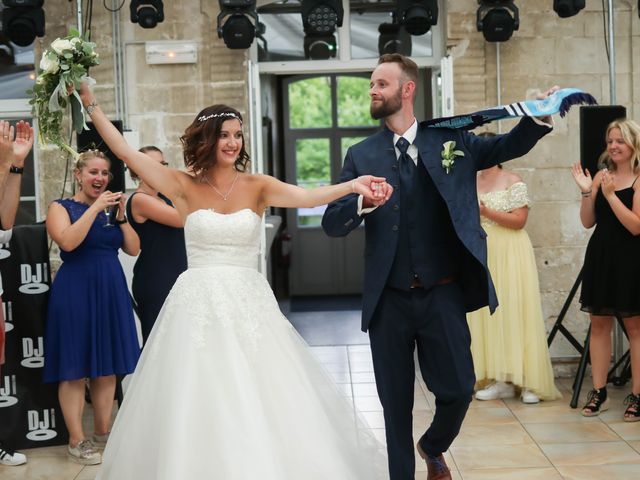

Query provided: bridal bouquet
[28,29,99,156]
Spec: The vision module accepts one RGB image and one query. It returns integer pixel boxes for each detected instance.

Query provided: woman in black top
[126,146,188,344]
[571,118,640,422]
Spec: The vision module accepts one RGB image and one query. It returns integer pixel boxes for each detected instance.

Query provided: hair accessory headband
[197,112,242,123]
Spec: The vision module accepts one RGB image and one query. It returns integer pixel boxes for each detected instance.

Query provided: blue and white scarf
[424,88,597,130]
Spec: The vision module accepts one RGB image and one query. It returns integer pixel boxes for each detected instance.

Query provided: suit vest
[386,156,464,290]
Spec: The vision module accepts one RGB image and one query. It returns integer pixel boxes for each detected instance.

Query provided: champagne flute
[103,204,117,227]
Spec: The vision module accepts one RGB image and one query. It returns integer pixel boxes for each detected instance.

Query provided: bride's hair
[181,104,250,175]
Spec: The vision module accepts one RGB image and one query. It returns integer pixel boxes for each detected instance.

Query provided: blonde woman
[572,118,640,421]
[43,151,141,464]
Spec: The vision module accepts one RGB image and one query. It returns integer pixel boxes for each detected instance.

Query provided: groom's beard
[370,86,402,120]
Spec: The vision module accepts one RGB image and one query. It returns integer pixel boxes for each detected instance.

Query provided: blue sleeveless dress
[43,198,140,382]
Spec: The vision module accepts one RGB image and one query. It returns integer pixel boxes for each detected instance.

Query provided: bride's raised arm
[77,83,185,203]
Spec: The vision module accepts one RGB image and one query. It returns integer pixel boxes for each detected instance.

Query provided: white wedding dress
[97,208,385,480]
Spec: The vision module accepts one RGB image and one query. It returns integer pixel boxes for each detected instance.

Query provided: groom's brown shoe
[417,442,452,480]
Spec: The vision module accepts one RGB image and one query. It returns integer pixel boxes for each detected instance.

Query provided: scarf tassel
[558,91,598,117]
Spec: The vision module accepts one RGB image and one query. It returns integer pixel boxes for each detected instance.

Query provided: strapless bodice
[184,209,261,269]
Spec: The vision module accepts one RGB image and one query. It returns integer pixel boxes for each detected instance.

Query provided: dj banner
[0,223,68,449]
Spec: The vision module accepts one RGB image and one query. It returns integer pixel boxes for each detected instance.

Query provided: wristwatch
[9,165,24,174]
[116,217,128,225]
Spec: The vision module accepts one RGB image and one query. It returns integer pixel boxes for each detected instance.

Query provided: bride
[78,84,391,479]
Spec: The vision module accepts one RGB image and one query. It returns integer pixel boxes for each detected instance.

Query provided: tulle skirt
[97,265,386,479]
[467,224,561,401]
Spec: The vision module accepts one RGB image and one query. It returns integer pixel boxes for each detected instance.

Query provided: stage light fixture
[1,0,45,47]
[130,0,164,29]
[301,0,344,35]
[304,33,336,60]
[378,22,412,56]
[217,0,260,50]
[395,0,438,36]
[553,0,585,18]
[476,1,519,43]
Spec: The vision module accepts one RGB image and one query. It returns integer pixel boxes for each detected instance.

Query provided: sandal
[623,393,640,422]
[581,388,609,417]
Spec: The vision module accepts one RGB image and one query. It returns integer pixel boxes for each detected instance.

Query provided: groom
[322,54,554,480]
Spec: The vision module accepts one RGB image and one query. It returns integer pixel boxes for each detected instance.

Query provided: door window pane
[289,77,332,129]
[296,138,330,226]
[337,77,377,128]
[0,40,35,100]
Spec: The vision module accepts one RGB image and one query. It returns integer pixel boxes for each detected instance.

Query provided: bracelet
[116,217,128,225]
[85,100,98,116]
[581,189,592,198]
[9,165,24,174]
[351,179,356,193]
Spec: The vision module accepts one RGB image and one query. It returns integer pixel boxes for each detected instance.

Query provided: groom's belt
[410,275,456,289]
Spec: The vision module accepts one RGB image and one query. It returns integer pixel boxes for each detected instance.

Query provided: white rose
[51,38,73,55]
[70,37,82,50]
[39,54,59,74]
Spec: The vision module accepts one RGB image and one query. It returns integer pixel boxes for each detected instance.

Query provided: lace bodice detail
[479,181,530,227]
[184,208,261,269]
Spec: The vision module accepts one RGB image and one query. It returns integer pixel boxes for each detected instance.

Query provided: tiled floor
[2,336,640,478]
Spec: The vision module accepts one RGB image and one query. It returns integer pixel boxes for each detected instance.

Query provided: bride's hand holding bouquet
[28,28,99,157]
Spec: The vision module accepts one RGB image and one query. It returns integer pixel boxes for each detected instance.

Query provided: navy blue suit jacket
[322,117,551,332]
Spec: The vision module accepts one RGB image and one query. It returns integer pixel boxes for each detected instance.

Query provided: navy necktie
[396,137,415,196]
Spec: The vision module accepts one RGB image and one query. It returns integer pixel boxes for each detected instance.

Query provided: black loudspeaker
[579,105,626,174]
[77,121,126,193]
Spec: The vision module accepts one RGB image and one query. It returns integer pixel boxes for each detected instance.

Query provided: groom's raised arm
[462,116,552,171]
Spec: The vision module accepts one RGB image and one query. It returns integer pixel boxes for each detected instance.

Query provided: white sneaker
[521,389,540,404]
[0,443,27,466]
[67,439,101,465]
[475,381,515,401]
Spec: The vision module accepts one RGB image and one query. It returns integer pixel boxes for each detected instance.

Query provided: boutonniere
[441,140,464,174]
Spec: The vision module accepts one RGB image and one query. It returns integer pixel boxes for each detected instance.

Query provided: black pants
[368,283,475,480]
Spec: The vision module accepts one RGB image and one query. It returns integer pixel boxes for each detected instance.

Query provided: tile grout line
[506,398,567,479]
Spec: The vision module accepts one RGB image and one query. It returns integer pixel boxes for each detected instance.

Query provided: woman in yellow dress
[468,143,561,404]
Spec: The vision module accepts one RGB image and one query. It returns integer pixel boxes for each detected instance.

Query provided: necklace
[204,172,239,201]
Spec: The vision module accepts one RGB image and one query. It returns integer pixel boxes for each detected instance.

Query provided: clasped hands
[353,175,393,207]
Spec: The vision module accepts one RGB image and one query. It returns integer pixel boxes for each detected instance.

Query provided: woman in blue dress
[43,150,141,465]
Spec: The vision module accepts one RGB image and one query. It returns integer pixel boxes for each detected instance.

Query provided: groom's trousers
[369,282,475,480]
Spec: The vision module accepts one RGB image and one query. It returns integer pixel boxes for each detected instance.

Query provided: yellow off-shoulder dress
[467,182,561,401]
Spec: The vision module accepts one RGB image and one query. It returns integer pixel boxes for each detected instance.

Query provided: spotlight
[378,22,412,56]
[301,0,343,35]
[300,1,343,60]
[304,33,336,60]
[395,0,438,36]
[476,1,519,43]
[217,0,259,50]
[1,0,45,47]
[553,0,585,18]
[130,0,164,29]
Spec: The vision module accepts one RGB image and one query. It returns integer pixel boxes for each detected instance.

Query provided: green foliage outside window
[289,77,331,129]
[296,138,330,187]
[337,77,378,127]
